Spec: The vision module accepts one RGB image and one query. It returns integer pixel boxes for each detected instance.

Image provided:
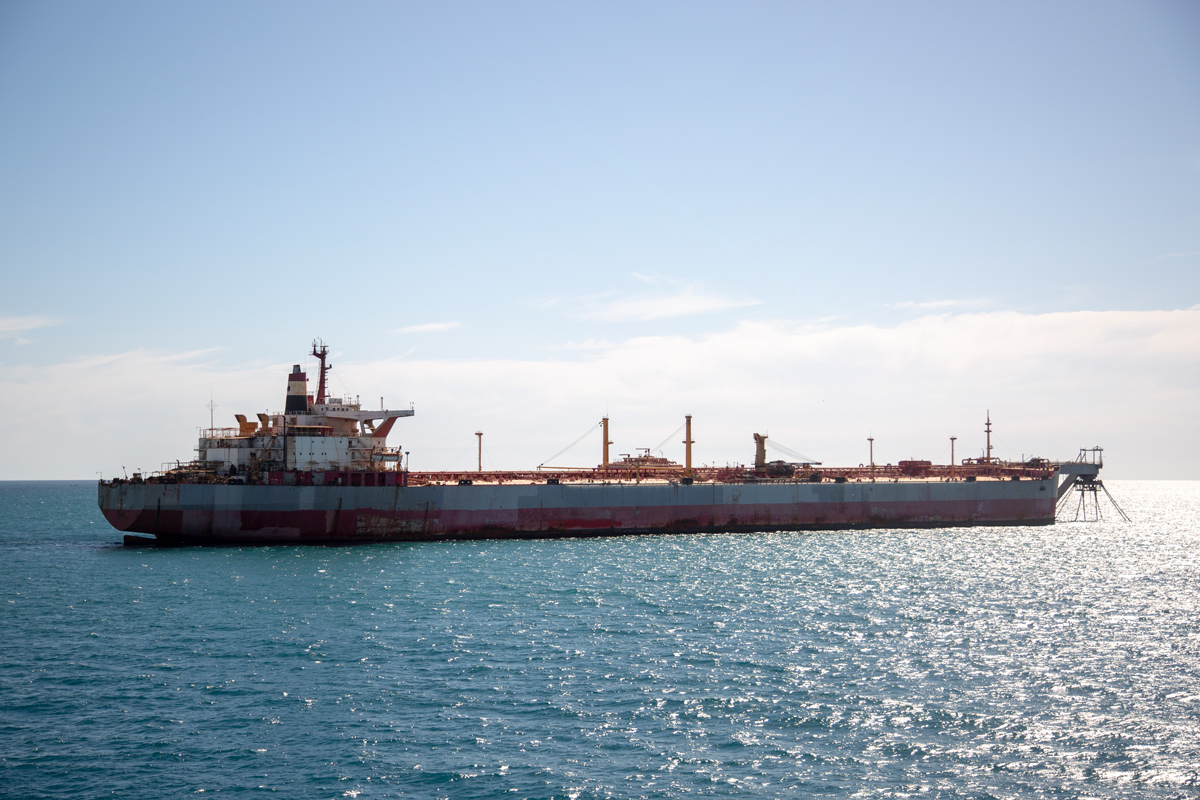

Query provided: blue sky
[2,1,1198,479]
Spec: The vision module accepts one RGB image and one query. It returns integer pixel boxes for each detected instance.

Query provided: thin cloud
[0,315,59,340]
[1156,251,1200,259]
[577,286,759,322]
[544,338,617,352]
[390,322,461,335]
[884,299,990,311]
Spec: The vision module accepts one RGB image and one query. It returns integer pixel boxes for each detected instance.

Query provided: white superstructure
[193,342,413,477]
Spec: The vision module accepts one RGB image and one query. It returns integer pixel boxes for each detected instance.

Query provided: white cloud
[0,348,275,480]
[351,307,1200,479]
[4,308,1197,480]
[389,322,461,335]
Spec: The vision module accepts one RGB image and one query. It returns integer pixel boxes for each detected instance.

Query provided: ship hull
[99,478,1057,545]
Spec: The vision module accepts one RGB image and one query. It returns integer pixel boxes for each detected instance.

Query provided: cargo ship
[99,342,1103,545]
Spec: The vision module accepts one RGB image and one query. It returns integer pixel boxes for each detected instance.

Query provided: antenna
[207,396,217,431]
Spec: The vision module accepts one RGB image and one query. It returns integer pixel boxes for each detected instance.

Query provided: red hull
[101,480,1058,544]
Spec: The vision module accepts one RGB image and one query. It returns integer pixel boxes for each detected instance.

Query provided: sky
[1,1,1198,480]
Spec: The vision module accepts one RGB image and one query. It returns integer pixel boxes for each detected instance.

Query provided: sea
[2,481,1198,799]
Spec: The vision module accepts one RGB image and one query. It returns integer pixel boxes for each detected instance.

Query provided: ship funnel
[234,414,257,437]
[285,364,308,414]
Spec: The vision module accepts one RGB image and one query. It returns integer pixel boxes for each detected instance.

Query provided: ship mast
[985,410,993,464]
[602,416,611,468]
[311,339,331,405]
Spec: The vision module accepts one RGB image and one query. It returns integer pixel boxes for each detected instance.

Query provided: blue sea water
[1,481,1198,799]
